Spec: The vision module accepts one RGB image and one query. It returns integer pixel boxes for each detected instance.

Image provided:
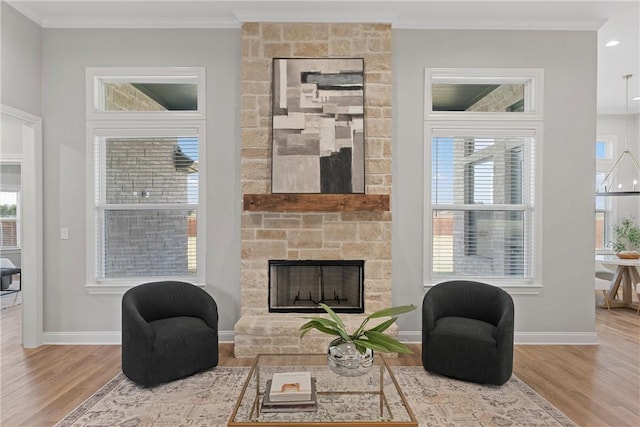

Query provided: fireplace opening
[269,260,364,313]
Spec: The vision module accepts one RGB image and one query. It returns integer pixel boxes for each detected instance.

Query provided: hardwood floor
[1,304,638,426]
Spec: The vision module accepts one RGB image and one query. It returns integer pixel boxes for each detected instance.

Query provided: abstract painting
[272,58,364,194]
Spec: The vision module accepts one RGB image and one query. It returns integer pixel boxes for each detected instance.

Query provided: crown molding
[394,18,607,30]
[3,1,609,30]
[5,1,44,26]
[40,16,241,29]
[232,8,397,24]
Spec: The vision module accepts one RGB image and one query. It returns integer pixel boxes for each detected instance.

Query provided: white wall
[1,2,42,116]
[1,114,24,155]
[42,29,241,338]
[393,30,598,342]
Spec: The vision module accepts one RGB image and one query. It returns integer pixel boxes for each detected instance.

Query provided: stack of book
[261,371,318,413]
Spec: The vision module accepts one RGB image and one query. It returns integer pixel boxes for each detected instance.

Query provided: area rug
[56,366,576,427]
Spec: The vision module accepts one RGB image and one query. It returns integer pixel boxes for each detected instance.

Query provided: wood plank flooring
[1,304,638,426]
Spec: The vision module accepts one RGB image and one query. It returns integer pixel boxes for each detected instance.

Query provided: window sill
[86,281,205,295]
[424,282,542,295]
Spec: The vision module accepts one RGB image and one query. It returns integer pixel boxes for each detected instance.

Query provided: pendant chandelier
[596,74,640,196]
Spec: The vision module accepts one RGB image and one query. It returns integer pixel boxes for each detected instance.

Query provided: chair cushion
[150,316,215,345]
[432,316,496,345]
[595,270,614,281]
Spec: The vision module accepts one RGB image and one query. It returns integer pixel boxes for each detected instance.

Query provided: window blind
[431,132,534,279]
[94,135,199,279]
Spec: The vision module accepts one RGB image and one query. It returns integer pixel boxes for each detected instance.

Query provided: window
[595,137,615,251]
[431,132,534,280]
[0,189,20,249]
[425,68,542,120]
[1,162,21,249]
[425,68,542,287]
[86,68,205,287]
[86,67,205,119]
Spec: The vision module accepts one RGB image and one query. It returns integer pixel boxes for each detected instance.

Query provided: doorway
[1,105,43,347]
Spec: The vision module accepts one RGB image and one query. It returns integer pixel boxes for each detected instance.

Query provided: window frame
[0,185,21,250]
[424,68,543,294]
[595,135,617,253]
[85,67,206,293]
[86,67,206,121]
[425,68,543,121]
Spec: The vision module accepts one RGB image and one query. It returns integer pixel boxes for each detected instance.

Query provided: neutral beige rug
[56,366,576,427]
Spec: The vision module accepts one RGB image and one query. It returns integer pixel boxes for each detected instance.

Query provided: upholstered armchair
[122,281,219,387]
[422,280,514,385]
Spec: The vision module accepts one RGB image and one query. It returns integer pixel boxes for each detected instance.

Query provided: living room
[1,1,639,426]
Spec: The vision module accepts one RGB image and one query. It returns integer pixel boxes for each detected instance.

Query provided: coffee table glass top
[228,353,417,426]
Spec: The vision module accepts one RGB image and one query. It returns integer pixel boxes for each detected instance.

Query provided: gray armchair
[122,281,219,387]
[422,280,514,385]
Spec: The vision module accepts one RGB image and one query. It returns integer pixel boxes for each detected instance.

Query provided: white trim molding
[399,331,599,345]
[423,284,543,296]
[515,332,599,345]
[85,282,205,295]
[41,329,598,346]
[43,330,235,345]
[1,104,44,348]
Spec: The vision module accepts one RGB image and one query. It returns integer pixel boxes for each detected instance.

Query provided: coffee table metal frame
[228,353,417,426]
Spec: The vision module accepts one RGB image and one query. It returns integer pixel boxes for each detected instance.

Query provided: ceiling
[6,0,640,114]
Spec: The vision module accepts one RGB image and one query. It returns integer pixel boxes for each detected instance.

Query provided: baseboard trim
[398,331,599,345]
[515,332,599,345]
[43,330,237,345]
[397,331,422,343]
[43,331,122,345]
[42,330,599,346]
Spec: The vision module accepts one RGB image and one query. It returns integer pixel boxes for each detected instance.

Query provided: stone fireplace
[234,22,392,357]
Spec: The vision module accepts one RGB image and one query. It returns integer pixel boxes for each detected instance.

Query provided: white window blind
[93,132,199,280]
[431,130,535,280]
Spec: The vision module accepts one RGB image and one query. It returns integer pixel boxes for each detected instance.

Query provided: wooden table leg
[600,267,623,309]
[601,265,640,311]
[625,266,640,311]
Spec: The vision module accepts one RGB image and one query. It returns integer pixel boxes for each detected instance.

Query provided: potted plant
[612,217,640,258]
[299,303,416,376]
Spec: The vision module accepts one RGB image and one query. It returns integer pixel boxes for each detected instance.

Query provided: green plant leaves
[367,317,398,333]
[299,318,346,340]
[351,330,414,354]
[367,305,416,319]
[318,303,347,331]
[298,303,417,354]
[613,217,640,252]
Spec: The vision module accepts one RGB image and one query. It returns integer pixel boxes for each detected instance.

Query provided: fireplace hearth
[269,260,364,313]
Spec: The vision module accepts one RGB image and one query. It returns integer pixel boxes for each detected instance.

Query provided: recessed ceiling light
[633,96,640,101]
[606,40,620,47]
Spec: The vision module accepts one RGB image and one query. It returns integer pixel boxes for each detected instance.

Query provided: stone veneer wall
[235,23,393,357]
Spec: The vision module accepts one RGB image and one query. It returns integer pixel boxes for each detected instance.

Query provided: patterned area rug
[56,366,576,427]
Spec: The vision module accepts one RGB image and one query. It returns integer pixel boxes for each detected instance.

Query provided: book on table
[268,371,313,402]
[261,377,317,413]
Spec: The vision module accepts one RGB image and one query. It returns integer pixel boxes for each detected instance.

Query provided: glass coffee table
[228,353,417,426]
